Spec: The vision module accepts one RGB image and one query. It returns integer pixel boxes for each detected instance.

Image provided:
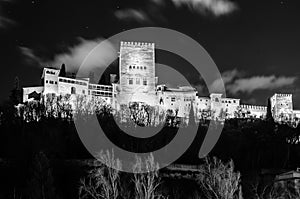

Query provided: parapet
[276,93,292,97]
[240,104,267,111]
[120,41,155,48]
[272,93,293,98]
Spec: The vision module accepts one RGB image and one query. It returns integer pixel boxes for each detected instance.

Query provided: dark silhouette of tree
[266,98,274,123]
[9,76,22,105]
[26,151,60,199]
[59,63,66,77]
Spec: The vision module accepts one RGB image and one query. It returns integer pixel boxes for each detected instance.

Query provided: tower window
[136,78,140,85]
[129,65,132,69]
[137,66,139,69]
[143,78,147,85]
[144,66,146,70]
[133,66,135,69]
[129,78,133,85]
[71,87,76,94]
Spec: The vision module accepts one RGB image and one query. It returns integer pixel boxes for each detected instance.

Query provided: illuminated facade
[116,41,157,106]
[22,41,300,122]
[23,67,113,105]
[270,93,294,121]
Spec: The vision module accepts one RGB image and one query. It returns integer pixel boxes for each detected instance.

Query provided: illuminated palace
[22,41,300,122]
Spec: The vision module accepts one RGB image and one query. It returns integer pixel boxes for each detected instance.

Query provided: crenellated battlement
[120,41,155,47]
[273,93,292,97]
[240,104,267,111]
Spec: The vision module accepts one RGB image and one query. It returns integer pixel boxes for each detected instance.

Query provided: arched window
[129,65,132,69]
[71,87,76,94]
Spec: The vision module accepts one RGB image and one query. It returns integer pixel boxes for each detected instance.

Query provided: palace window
[71,87,76,94]
[143,78,147,85]
[129,78,133,85]
[49,80,54,84]
[136,78,140,85]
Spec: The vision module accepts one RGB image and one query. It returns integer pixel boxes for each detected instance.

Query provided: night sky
[0,0,299,108]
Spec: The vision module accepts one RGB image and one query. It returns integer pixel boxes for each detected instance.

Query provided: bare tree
[79,150,122,199]
[249,181,300,199]
[248,181,271,199]
[132,154,166,199]
[196,157,242,199]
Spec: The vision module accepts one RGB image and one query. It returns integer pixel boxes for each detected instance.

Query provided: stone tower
[210,93,223,119]
[117,41,157,105]
[270,93,293,121]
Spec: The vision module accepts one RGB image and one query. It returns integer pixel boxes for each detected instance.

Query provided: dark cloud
[114,0,237,24]
[0,0,15,28]
[228,75,297,94]
[19,47,42,65]
[115,9,152,24]
[20,38,117,73]
[171,0,238,16]
[114,0,167,24]
[211,69,297,94]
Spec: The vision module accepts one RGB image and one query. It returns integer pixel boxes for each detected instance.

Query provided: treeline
[1,98,300,198]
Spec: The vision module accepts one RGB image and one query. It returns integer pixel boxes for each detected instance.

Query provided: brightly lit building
[22,41,300,122]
